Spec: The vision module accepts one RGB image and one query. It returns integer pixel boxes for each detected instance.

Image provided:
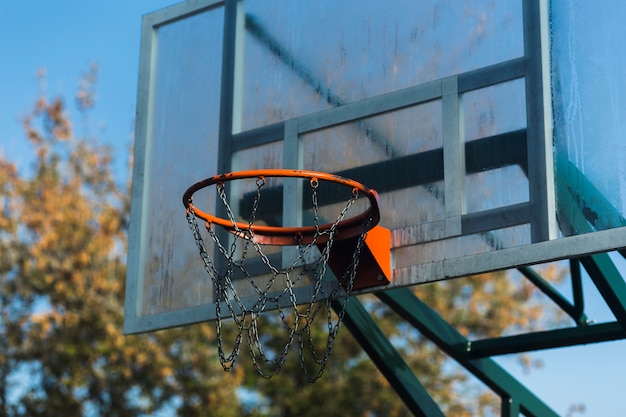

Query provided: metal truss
[334,249,626,416]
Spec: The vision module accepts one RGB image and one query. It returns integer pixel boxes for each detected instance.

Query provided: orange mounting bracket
[319,225,391,291]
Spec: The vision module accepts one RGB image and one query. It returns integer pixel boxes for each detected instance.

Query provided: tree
[0,68,244,416]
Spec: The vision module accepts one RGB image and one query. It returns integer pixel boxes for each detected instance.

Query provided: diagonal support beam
[376,288,560,417]
[580,253,626,329]
[518,265,588,326]
[332,297,446,417]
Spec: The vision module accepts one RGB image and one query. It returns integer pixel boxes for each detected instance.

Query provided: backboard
[125,0,626,334]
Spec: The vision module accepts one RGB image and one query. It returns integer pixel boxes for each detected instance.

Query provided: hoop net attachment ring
[183,169,380,245]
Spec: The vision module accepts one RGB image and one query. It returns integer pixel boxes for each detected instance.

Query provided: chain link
[186,176,371,382]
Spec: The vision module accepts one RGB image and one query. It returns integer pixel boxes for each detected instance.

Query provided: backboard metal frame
[125,0,626,334]
[125,0,227,333]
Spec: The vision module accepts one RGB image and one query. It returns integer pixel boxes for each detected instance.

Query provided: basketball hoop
[183,169,389,381]
[183,169,381,245]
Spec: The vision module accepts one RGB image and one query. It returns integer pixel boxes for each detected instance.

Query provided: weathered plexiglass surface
[552,0,626,236]
[128,4,224,320]
[125,0,626,333]
[236,0,523,132]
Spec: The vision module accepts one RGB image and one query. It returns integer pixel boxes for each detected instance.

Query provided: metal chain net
[186,176,371,382]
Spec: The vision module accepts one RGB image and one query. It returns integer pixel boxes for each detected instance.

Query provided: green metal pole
[467,322,626,358]
[332,297,446,417]
[570,259,586,324]
[502,397,520,417]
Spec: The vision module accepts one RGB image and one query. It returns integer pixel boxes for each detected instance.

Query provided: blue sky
[0,0,173,175]
[2,1,626,416]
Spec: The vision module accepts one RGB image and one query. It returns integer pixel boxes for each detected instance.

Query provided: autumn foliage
[0,70,242,416]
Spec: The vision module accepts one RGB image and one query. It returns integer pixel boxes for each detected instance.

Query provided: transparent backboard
[125,0,626,333]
